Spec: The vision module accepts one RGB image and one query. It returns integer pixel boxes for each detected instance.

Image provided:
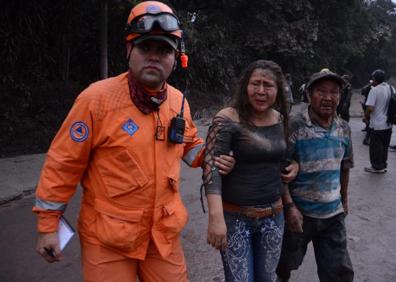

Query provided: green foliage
[2,0,396,156]
[174,0,396,90]
[2,0,396,97]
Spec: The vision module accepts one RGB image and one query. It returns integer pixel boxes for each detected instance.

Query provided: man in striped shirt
[277,69,354,282]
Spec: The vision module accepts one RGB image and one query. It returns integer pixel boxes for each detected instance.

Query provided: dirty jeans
[276,213,354,282]
[220,210,284,282]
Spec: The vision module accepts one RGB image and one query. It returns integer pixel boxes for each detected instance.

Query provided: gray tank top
[204,117,287,206]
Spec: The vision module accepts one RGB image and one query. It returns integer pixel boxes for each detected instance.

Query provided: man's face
[128,39,176,90]
[309,79,341,118]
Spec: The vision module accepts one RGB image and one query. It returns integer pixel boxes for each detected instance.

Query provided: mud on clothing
[277,108,354,281]
[203,114,287,281]
[204,116,287,206]
[287,108,354,219]
[277,213,354,282]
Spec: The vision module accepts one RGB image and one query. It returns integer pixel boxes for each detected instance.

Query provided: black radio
[168,115,185,144]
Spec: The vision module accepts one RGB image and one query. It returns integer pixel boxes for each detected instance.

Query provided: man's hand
[36,232,63,263]
[214,151,235,175]
[281,160,299,183]
[207,213,227,251]
[342,198,349,216]
[285,206,303,233]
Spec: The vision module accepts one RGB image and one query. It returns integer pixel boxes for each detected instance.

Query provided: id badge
[155,125,165,141]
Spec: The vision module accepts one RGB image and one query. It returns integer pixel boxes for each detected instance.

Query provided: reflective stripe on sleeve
[35,198,67,211]
[183,143,204,166]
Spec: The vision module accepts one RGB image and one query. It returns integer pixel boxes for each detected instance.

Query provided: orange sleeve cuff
[191,146,205,168]
[33,208,61,233]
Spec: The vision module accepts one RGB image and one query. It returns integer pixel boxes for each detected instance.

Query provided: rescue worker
[33,2,234,281]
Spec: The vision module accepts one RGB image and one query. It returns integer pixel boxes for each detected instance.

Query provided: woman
[202,60,294,281]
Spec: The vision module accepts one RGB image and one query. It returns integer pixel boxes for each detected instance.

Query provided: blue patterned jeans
[220,210,284,282]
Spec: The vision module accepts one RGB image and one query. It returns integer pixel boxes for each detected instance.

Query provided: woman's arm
[202,112,235,250]
[206,194,227,251]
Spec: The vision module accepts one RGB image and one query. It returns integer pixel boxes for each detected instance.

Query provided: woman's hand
[207,213,227,251]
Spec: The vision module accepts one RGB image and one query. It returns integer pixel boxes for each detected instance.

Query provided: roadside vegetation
[1,0,396,157]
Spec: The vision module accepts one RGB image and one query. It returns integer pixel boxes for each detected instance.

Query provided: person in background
[33,2,234,281]
[364,69,393,173]
[298,82,308,103]
[337,74,353,122]
[284,73,294,112]
[276,69,354,282]
[361,80,373,145]
[202,60,298,281]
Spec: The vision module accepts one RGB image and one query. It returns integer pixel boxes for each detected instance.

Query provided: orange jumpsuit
[33,72,204,281]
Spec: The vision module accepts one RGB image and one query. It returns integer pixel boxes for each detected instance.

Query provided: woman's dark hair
[231,59,289,139]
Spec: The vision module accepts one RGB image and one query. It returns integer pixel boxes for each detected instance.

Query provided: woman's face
[246,68,278,113]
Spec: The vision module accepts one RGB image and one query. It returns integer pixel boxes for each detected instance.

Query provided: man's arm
[282,116,304,232]
[340,118,353,217]
[181,102,234,172]
[364,87,376,122]
[340,167,350,215]
[33,92,95,262]
[364,105,374,121]
[282,185,303,233]
[214,152,235,175]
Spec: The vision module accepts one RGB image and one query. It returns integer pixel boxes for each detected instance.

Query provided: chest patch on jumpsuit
[122,119,139,136]
[70,121,89,142]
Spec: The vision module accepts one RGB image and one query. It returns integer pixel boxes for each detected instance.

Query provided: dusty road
[1,100,396,281]
[182,117,396,282]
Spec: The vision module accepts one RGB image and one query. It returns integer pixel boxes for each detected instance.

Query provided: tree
[99,0,109,79]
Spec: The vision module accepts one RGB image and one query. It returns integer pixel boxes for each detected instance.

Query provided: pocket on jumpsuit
[97,149,149,201]
[94,198,145,252]
[157,175,188,242]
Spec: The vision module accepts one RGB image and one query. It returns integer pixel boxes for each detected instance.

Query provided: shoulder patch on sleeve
[70,121,89,142]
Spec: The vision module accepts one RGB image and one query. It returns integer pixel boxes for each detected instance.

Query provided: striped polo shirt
[288,108,353,219]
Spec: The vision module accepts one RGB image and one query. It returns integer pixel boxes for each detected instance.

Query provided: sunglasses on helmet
[126,13,181,34]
